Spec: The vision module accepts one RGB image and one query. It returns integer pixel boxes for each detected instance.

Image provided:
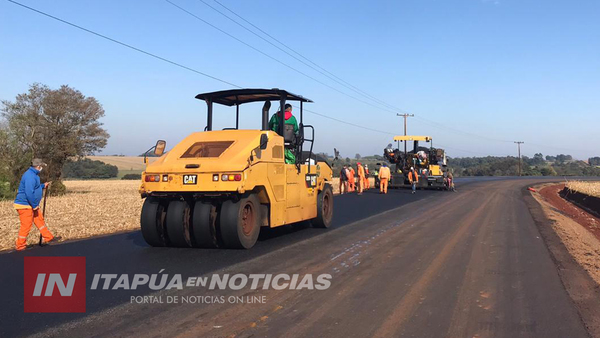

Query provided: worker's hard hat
[410,167,414,170]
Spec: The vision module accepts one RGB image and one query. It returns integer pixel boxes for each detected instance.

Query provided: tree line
[448,153,600,177]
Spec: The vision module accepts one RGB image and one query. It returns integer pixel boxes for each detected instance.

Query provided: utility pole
[514,141,524,176]
[397,113,414,155]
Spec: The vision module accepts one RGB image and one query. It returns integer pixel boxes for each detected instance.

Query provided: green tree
[1,84,109,195]
[589,157,600,166]
[540,166,557,176]
[532,153,545,165]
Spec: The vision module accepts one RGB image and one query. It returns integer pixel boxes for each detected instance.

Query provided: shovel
[38,185,49,246]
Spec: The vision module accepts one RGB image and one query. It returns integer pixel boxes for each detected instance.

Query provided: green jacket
[268,113,299,134]
[269,113,298,164]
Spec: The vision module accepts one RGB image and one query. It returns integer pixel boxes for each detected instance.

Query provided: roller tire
[191,201,220,248]
[312,184,333,228]
[165,200,192,248]
[220,195,261,249]
[140,197,169,247]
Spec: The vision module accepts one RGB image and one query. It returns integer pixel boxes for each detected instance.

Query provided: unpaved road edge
[523,185,600,338]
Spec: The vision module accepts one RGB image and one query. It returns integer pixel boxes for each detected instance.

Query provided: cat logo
[183,175,197,185]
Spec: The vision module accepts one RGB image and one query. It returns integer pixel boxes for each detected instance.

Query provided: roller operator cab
[139,89,334,249]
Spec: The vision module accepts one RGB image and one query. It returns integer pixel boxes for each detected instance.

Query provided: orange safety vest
[409,170,419,183]
[357,165,365,178]
[378,167,391,180]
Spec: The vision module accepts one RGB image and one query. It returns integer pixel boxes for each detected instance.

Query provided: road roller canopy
[195,88,313,107]
[393,135,432,142]
[195,88,313,133]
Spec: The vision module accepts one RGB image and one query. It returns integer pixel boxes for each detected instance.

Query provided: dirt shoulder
[541,183,600,242]
[524,183,600,337]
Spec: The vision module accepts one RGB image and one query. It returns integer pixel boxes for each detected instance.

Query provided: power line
[6,0,401,137]
[414,115,585,154]
[4,0,519,157]
[514,141,524,176]
[203,0,405,114]
[6,0,241,88]
[413,115,513,143]
[165,0,400,115]
[213,0,403,112]
[397,113,414,154]
[292,105,396,136]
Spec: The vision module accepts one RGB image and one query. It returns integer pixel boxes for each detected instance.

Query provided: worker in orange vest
[408,167,419,194]
[364,164,370,189]
[357,162,365,195]
[348,166,356,192]
[378,163,391,194]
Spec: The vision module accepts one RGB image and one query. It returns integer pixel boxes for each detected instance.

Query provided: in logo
[24,256,86,313]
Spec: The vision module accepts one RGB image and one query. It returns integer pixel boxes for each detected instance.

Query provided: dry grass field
[0,176,374,251]
[87,156,156,171]
[566,181,600,198]
[0,180,142,252]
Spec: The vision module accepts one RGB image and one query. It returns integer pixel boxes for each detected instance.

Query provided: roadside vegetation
[448,153,600,177]
[0,83,109,198]
[63,158,118,179]
[566,181,600,198]
[121,173,142,180]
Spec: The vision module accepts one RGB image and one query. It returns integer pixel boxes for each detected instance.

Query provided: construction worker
[364,164,370,189]
[408,167,419,194]
[378,163,391,194]
[357,162,365,195]
[348,166,356,192]
[447,170,456,192]
[339,165,349,194]
[13,159,57,250]
[268,103,298,164]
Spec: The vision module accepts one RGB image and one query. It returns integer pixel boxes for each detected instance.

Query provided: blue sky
[1,0,599,159]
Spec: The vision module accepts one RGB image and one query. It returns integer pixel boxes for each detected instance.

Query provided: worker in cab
[357,162,365,195]
[268,103,298,164]
[408,167,419,194]
[378,163,390,194]
[13,159,57,251]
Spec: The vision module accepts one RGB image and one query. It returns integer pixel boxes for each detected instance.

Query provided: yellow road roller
[139,89,334,249]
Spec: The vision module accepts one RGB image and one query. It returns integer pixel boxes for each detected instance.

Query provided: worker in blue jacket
[14,159,56,250]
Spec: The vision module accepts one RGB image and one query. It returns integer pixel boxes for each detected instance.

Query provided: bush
[48,180,67,196]
[121,173,142,180]
[0,180,14,200]
[62,158,118,179]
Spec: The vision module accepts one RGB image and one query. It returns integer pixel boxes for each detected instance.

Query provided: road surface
[0,177,594,337]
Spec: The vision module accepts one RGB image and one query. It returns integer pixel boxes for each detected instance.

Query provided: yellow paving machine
[139,89,334,249]
[383,135,447,189]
